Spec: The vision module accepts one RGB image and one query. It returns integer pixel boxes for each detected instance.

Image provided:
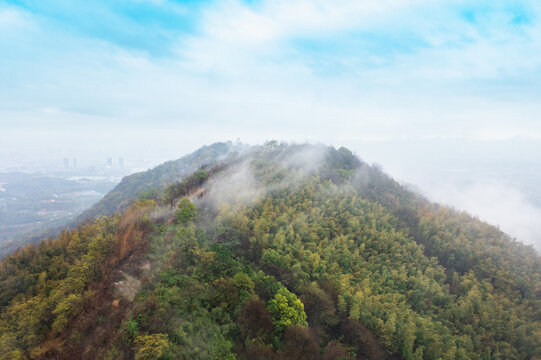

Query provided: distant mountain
[0,142,539,360]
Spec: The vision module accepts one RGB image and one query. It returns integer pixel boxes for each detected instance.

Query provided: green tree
[134,333,170,360]
[175,198,197,224]
[267,287,307,333]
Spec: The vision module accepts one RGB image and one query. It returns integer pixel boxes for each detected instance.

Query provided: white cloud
[2,0,541,152]
[198,0,430,43]
[0,7,28,27]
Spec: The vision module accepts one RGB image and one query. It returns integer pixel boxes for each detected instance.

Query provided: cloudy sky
[2,0,540,147]
[1,0,541,246]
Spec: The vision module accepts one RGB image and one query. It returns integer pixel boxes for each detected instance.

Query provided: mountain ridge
[75,141,244,224]
[0,142,539,360]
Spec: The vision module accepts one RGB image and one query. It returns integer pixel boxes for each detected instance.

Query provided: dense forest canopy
[0,142,539,360]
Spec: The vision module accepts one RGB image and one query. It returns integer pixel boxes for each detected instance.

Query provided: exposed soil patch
[114,271,141,301]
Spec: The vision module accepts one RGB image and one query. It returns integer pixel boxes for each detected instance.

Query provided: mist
[192,143,330,216]
[420,182,541,250]
[354,139,541,250]
[188,141,541,253]
[199,159,263,210]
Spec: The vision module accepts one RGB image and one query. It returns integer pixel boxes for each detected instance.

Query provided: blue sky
[1,0,540,154]
[1,0,541,248]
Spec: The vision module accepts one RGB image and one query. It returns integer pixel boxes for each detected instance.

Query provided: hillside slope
[75,142,242,223]
[0,142,539,360]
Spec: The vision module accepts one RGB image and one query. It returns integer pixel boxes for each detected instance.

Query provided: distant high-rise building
[63,158,69,169]
[72,158,77,168]
[119,157,124,169]
[107,158,113,167]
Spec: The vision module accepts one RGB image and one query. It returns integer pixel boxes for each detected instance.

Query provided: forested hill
[75,141,242,223]
[0,142,540,360]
